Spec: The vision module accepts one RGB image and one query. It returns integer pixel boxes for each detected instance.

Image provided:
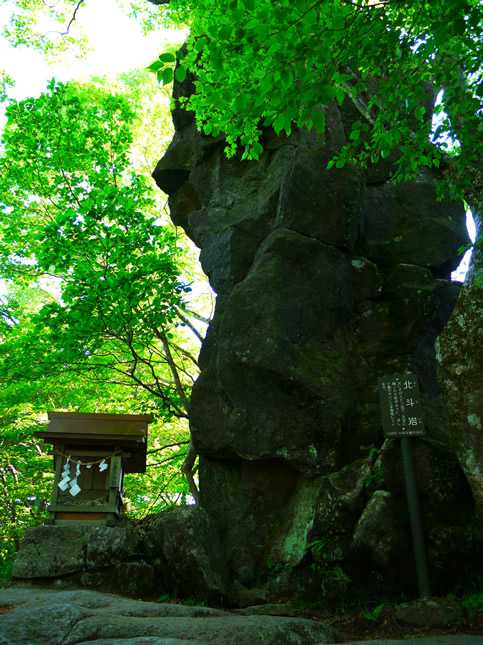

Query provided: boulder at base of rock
[12,524,141,579]
[396,596,464,627]
[229,580,268,608]
[352,490,408,569]
[143,505,230,601]
[238,603,298,617]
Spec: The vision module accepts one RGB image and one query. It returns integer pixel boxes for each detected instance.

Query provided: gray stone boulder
[12,524,141,578]
[229,580,268,607]
[0,586,340,645]
[396,596,464,628]
[191,228,355,471]
[352,490,409,570]
[11,523,158,599]
[143,505,230,601]
[312,459,371,540]
[238,603,298,617]
[11,507,233,603]
[80,561,157,597]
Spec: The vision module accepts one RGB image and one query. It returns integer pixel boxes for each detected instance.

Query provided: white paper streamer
[58,456,71,491]
[69,481,81,496]
[58,477,70,491]
[69,463,82,496]
[57,454,112,497]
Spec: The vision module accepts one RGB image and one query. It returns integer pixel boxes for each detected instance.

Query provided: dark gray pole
[400,437,432,597]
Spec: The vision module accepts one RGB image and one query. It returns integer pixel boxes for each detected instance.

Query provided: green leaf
[304,539,325,552]
[365,603,385,622]
[252,141,264,156]
[255,22,270,40]
[147,60,163,72]
[161,68,174,85]
[235,93,248,112]
[312,111,326,133]
[195,37,207,52]
[159,52,176,63]
[218,24,233,40]
[273,113,286,136]
[414,106,425,121]
[175,66,187,83]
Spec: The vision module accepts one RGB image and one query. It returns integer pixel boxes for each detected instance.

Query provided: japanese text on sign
[378,373,425,438]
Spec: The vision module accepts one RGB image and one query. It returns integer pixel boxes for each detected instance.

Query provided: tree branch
[176,304,211,325]
[62,0,86,36]
[175,308,205,343]
[147,440,190,455]
[181,439,200,504]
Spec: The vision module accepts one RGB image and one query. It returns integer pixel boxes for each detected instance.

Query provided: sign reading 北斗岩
[378,373,425,438]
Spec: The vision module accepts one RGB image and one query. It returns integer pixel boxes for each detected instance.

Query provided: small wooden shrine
[34,411,153,526]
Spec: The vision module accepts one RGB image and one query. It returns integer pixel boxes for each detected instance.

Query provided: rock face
[151,72,482,603]
[436,218,483,539]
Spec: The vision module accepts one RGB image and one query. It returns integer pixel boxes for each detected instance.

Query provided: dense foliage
[0,80,194,413]
[0,75,208,581]
[152,1,482,202]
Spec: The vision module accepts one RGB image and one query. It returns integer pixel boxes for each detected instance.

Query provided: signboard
[378,373,425,438]
[377,373,431,596]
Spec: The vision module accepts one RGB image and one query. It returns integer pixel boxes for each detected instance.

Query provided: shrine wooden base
[45,508,118,527]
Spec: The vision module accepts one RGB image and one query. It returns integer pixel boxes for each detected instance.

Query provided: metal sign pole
[378,372,432,598]
[400,436,432,597]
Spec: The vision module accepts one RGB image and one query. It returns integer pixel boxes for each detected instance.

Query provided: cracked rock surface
[1,587,481,645]
[0,586,339,645]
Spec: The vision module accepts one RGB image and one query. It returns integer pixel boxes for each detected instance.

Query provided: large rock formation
[151,70,481,603]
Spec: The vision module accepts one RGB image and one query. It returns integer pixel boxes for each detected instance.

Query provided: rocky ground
[301,602,483,643]
[1,585,482,645]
